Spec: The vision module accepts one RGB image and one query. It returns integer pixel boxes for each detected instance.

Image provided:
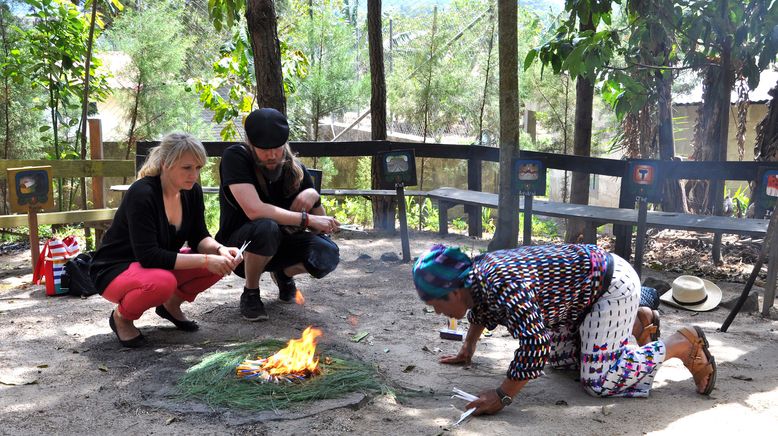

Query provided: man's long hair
[278,143,305,196]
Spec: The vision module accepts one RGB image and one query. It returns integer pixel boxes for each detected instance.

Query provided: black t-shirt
[216,144,320,242]
[90,176,210,293]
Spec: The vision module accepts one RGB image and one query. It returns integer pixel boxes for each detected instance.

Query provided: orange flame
[295,289,305,305]
[261,326,321,375]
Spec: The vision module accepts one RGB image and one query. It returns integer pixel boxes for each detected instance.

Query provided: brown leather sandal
[678,326,716,395]
[636,309,661,346]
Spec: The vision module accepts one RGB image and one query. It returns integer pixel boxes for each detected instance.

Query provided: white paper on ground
[451,388,479,426]
[454,407,477,426]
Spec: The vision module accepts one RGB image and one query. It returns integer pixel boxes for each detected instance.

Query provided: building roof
[674,68,778,105]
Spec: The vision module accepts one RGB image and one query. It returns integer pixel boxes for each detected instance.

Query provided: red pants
[102,262,221,320]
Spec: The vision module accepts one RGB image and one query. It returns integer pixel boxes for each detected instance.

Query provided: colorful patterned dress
[466,244,665,397]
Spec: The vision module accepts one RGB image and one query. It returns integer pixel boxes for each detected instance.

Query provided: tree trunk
[1,8,10,213]
[564,15,595,243]
[653,21,687,213]
[78,0,99,247]
[488,0,520,251]
[246,0,286,113]
[750,79,778,217]
[477,7,495,145]
[709,25,732,219]
[367,0,393,231]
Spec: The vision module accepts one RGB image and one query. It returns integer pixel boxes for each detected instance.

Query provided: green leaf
[523,49,538,71]
[38,125,51,132]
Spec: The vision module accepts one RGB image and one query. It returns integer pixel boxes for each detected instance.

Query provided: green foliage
[206,0,245,33]
[322,196,372,226]
[0,4,43,162]
[677,0,778,89]
[189,24,309,140]
[355,156,371,190]
[405,196,438,232]
[451,217,467,232]
[729,184,751,218]
[286,3,366,140]
[316,156,338,187]
[319,157,372,226]
[177,340,388,411]
[199,159,221,235]
[518,214,560,239]
[23,0,111,157]
[104,3,210,141]
[481,207,495,234]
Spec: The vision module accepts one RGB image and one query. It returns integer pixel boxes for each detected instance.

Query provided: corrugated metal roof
[674,68,778,105]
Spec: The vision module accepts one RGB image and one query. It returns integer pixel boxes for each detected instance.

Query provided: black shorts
[224,218,339,279]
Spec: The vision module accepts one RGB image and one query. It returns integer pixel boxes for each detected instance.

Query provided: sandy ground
[1,232,778,435]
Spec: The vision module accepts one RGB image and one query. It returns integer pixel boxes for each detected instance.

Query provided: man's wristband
[300,211,308,227]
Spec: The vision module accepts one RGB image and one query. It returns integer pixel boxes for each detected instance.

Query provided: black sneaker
[272,271,297,303]
[240,290,268,321]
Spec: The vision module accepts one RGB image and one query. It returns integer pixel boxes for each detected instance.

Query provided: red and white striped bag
[33,236,80,296]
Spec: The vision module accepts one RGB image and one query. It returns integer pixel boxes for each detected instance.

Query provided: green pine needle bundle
[176,340,388,411]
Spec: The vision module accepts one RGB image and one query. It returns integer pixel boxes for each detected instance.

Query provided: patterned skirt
[548,254,666,397]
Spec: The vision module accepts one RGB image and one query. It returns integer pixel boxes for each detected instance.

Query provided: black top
[90,176,210,293]
[215,144,319,242]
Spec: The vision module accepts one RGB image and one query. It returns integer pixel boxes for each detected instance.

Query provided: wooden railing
[136,140,778,261]
[0,119,135,263]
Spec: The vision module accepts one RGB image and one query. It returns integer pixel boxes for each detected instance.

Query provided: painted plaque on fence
[513,159,546,196]
[7,166,54,213]
[757,167,778,210]
[376,150,417,189]
[627,160,662,203]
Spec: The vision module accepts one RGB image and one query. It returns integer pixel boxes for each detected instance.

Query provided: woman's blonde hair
[137,132,207,178]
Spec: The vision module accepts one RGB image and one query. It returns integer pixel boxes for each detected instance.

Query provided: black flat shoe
[108,310,146,348]
[155,305,199,332]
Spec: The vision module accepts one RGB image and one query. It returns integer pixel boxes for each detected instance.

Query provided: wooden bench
[428,186,768,241]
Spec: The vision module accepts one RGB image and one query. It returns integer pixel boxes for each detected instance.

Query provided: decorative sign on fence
[627,160,662,203]
[376,150,417,189]
[513,159,546,196]
[757,167,778,209]
[7,166,54,213]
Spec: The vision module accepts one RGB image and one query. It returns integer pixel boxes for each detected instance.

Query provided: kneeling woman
[90,133,241,347]
[412,244,716,415]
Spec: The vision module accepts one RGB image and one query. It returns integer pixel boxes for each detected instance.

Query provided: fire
[261,326,321,376]
[295,289,305,305]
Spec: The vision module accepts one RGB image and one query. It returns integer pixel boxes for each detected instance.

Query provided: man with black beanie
[216,108,340,321]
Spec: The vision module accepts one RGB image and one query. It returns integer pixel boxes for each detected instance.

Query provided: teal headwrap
[412,244,473,301]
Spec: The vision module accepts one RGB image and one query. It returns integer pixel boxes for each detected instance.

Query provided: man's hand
[308,214,340,234]
[290,188,319,212]
[467,389,505,416]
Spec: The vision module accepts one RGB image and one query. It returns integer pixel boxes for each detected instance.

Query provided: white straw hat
[660,275,722,312]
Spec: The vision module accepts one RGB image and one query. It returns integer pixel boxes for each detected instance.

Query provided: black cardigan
[90,176,210,293]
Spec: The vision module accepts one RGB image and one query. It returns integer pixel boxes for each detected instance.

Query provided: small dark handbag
[62,252,98,298]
